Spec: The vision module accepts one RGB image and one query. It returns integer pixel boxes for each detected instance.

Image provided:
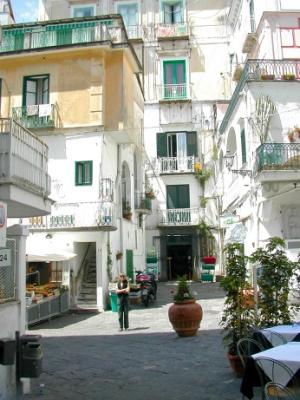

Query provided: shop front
[25,246,76,326]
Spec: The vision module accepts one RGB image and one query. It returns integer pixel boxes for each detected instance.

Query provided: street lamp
[223,152,235,169]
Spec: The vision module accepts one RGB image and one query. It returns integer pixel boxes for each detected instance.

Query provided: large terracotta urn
[168,299,203,337]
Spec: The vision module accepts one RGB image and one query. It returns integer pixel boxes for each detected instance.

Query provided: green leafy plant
[220,243,255,355]
[250,237,296,328]
[195,168,212,185]
[173,275,194,302]
[198,219,212,237]
[200,196,208,208]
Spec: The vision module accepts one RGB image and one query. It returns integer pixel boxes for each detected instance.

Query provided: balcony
[126,25,144,40]
[0,16,125,54]
[158,84,190,102]
[0,118,51,217]
[12,104,58,129]
[219,59,300,135]
[156,23,189,40]
[159,156,195,174]
[25,201,117,231]
[158,208,202,227]
[135,193,152,215]
[255,143,300,182]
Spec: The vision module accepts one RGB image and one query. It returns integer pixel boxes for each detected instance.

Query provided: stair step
[78,294,97,300]
[80,288,96,294]
[77,300,97,306]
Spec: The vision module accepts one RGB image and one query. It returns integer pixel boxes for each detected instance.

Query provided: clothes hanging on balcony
[26,105,38,116]
[38,104,51,117]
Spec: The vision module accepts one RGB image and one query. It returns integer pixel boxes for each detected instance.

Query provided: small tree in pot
[250,237,296,328]
[220,243,255,377]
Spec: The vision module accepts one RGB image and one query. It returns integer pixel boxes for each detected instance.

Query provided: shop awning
[26,246,77,262]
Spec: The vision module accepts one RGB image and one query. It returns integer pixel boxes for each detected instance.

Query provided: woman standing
[116,273,130,331]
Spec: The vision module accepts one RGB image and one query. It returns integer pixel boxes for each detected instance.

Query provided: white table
[262,324,300,345]
[252,342,300,386]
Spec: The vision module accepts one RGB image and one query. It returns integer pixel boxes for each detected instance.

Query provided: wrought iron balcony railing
[255,143,300,173]
[126,25,144,40]
[159,156,195,173]
[0,17,125,54]
[25,201,116,229]
[156,23,189,39]
[219,59,300,134]
[12,104,58,129]
[158,84,190,101]
[135,193,152,214]
[159,208,202,226]
[0,118,51,196]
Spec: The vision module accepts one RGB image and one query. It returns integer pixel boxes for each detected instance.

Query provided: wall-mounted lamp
[45,234,52,240]
[223,152,235,169]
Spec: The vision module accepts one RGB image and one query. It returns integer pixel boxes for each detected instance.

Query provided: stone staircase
[77,259,98,313]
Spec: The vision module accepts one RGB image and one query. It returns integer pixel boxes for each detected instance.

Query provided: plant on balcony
[250,95,276,144]
[282,73,295,81]
[287,126,300,142]
[194,167,212,186]
[200,196,208,208]
[260,74,275,80]
[116,250,123,261]
[145,189,156,200]
[122,202,132,220]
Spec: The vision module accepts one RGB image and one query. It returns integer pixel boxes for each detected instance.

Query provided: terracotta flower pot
[227,352,244,378]
[168,299,203,337]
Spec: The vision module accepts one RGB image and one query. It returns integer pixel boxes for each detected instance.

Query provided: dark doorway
[167,244,192,280]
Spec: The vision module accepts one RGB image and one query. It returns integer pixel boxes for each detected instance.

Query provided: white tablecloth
[262,324,300,345]
[253,342,300,386]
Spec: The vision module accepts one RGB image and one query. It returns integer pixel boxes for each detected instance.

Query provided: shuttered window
[157,131,197,157]
[167,185,190,209]
[75,161,93,186]
[240,128,247,164]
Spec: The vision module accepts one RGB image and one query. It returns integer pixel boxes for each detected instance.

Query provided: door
[167,244,192,279]
[163,60,186,99]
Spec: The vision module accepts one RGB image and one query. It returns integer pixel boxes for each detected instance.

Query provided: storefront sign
[0,202,7,247]
[225,223,247,244]
[220,212,240,228]
[0,248,11,267]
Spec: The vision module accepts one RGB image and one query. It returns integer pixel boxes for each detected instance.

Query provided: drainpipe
[116,144,123,274]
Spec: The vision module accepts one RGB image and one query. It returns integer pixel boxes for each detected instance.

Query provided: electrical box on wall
[0,338,16,365]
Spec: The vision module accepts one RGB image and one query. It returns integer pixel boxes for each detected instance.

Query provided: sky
[11,0,39,23]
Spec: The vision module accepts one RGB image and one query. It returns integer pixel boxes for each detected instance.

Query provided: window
[167,185,190,209]
[75,161,93,186]
[157,131,197,158]
[117,2,138,27]
[71,4,96,18]
[51,263,63,283]
[240,128,247,164]
[23,75,49,106]
[163,60,187,99]
[161,0,183,24]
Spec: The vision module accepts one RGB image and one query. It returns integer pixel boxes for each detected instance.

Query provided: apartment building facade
[218,0,300,265]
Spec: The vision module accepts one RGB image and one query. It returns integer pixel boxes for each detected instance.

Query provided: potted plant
[220,243,255,377]
[287,128,296,142]
[281,73,295,81]
[116,250,123,260]
[260,73,275,80]
[168,276,203,337]
[194,167,212,186]
[123,202,132,220]
[145,189,155,200]
[250,237,296,328]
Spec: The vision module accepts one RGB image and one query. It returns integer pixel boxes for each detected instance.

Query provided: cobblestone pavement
[23,282,243,400]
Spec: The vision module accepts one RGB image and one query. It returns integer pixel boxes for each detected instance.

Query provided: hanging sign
[220,212,240,228]
[0,202,7,247]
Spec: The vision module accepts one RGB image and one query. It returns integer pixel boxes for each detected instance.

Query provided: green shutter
[187,131,197,156]
[241,129,247,164]
[157,132,168,157]
[167,185,190,209]
[75,161,93,186]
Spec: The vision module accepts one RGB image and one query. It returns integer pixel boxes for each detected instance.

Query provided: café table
[253,324,300,349]
[240,342,300,399]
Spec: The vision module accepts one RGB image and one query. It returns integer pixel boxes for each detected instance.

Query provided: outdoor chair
[237,337,265,368]
[255,357,300,399]
[264,382,297,400]
[265,331,287,347]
